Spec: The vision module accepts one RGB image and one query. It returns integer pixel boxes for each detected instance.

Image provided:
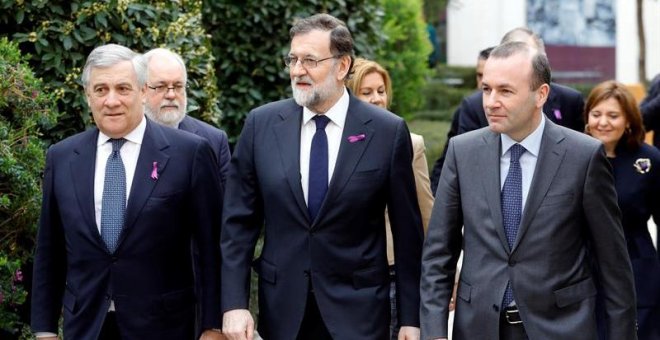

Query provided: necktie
[308,115,330,221]
[501,143,525,307]
[101,138,127,253]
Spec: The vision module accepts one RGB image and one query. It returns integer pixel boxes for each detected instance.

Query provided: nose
[370,93,385,108]
[597,115,609,126]
[104,90,121,107]
[164,87,177,99]
[289,60,307,77]
[483,91,497,111]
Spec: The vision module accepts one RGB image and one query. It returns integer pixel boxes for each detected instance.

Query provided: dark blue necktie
[308,115,330,221]
[501,143,525,307]
[101,138,127,253]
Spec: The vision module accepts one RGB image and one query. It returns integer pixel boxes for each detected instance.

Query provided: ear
[536,83,550,108]
[336,55,352,81]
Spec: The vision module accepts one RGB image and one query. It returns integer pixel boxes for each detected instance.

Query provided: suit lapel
[513,121,566,252]
[481,132,511,253]
[273,106,309,221]
[316,101,374,224]
[70,129,105,247]
[122,120,170,240]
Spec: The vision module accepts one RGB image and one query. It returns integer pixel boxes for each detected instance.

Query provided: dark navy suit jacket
[610,142,660,337]
[31,119,223,339]
[221,95,424,339]
[179,115,231,186]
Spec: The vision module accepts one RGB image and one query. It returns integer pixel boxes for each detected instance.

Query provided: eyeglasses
[147,83,188,95]
[283,55,339,69]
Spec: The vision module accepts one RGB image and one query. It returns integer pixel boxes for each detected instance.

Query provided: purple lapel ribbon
[347,134,366,143]
[151,161,158,180]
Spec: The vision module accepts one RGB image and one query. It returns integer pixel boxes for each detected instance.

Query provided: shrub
[0,36,57,338]
[376,0,432,118]
[202,0,385,141]
[0,0,221,142]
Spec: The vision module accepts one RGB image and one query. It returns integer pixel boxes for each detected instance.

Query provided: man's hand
[398,326,420,340]
[222,309,254,340]
[200,329,225,340]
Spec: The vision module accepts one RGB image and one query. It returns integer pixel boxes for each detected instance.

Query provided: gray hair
[143,48,188,83]
[290,13,355,78]
[489,41,551,90]
[81,44,147,89]
[500,27,546,55]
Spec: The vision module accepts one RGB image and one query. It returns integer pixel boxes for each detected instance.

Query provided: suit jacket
[178,115,231,186]
[386,133,434,265]
[31,119,223,339]
[420,120,637,339]
[641,74,660,148]
[221,95,424,340]
[609,142,660,338]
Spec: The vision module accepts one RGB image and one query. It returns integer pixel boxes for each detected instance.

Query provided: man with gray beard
[144,48,230,185]
[221,13,424,340]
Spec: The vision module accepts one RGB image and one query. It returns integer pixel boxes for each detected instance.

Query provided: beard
[291,64,342,112]
[144,99,186,128]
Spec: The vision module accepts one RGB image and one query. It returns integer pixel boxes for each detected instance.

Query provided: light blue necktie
[308,115,330,221]
[501,143,525,307]
[101,138,127,253]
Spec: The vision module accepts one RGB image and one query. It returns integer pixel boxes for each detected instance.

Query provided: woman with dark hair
[585,80,660,339]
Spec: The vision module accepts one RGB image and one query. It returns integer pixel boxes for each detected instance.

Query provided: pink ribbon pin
[151,162,158,180]
[347,134,366,143]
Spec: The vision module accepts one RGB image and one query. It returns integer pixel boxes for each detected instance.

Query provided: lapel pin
[553,108,562,120]
[151,161,159,180]
[347,134,366,143]
[633,158,651,174]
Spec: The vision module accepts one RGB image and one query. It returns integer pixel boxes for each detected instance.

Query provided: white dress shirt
[94,116,146,232]
[500,114,545,210]
[300,88,349,205]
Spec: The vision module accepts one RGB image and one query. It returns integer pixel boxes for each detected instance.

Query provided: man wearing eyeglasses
[221,13,423,340]
[143,48,230,186]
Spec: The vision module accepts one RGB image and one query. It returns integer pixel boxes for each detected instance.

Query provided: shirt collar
[97,114,147,146]
[302,87,349,128]
[501,114,545,157]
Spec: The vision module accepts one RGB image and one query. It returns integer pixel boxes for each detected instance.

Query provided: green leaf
[15,10,24,24]
[96,13,108,27]
[62,36,73,50]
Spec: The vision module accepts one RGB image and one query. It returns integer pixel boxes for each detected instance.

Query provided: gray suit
[420,120,637,339]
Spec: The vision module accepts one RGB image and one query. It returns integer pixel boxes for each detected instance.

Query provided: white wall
[617,0,660,82]
[447,0,660,83]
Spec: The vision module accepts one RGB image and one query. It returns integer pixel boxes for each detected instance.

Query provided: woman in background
[585,80,660,339]
[346,57,434,339]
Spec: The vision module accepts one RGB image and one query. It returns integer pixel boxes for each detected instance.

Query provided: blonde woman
[347,58,434,339]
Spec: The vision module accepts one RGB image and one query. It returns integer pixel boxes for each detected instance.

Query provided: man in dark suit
[420,42,636,339]
[429,28,584,193]
[641,73,660,148]
[31,44,223,340]
[143,48,231,185]
[221,14,424,340]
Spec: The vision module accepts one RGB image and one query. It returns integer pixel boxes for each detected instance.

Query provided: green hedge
[376,0,432,118]
[202,0,385,141]
[0,36,58,337]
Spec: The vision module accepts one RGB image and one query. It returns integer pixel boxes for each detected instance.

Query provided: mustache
[293,76,313,84]
[159,100,180,109]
